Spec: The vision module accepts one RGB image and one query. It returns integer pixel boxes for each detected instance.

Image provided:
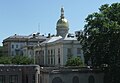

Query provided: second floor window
[16,45,18,48]
[67,48,72,55]
[12,45,14,49]
[77,48,81,54]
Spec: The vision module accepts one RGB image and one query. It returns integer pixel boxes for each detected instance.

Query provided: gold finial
[61,6,64,19]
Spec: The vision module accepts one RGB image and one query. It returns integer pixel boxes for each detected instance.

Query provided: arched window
[72,76,79,83]
[52,77,62,83]
[88,75,95,83]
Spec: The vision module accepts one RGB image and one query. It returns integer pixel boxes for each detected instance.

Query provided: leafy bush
[66,57,83,66]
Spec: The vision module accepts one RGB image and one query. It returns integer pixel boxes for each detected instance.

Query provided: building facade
[34,7,84,66]
[34,35,84,66]
[0,7,105,83]
[2,32,47,57]
[2,7,84,67]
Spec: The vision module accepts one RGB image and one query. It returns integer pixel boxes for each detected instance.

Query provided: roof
[46,36,62,43]
[40,33,78,45]
[3,33,47,42]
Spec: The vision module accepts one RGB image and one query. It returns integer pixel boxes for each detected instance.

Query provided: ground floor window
[0,75,5,83]
[72,76,79,83]
[32,74,35,83]
[9,75,18,83]
[52,77,62,83]
[88,75,95,83]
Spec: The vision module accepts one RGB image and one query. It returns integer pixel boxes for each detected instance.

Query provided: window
[12,45,14,49]
[26,75,28,83]
[72,76,79,83]
[48,50,50,64]
[16,44,18,48]
[32,74,35,83]
[9,75,18,83]
[52,77,62,83]
[51,58,53,64]
[0,75,5,83]
[40,76,42,83]
[58,57,60,64]
[54,49,55,64]
[15,50,19,55]
[67,48,72,55]
[48,50,50,55]
[51,50,53,65]
[58,48,60,54]
[42,50,44,55]
[58,48,60,64]
[77,48,81,54]
[67,48,72,58]
[11,51,14,56]
[51,50,53,55]
[88,75,95,83]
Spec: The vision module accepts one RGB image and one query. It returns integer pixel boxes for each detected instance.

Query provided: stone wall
[41,67,104,83]
[0,65,40,83]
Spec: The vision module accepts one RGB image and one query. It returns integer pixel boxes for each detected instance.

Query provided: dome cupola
[56,7,69,37]
[56,7,69,28]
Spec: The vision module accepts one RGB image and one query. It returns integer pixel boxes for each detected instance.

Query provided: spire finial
[61,6,64,19]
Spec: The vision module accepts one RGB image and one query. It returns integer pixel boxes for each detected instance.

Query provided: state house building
[3,7,84,67]
[1,7,104,83]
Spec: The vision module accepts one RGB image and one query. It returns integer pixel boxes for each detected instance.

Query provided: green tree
[78,3,120,83]
[0,55,34,65]
[0,46,4,57]
[66,57,83,66]
[0,56,12,64]
[12,55,34,65]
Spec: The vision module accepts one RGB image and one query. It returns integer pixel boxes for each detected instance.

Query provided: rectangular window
[58,48,60,54]
[51,50,53,55]
[32,74,35,83]
[48,50,50,64]
[67,48,72,58]
[42,50,44,55]
[16,50,19,55]
[58,57,60,64]
[26,75,28,83]
[12,45,14,49]
[48,50,50,55]
[12,51,14,56]
[67,48,72,55]
[54,49,55,65]
[58,48,60,64]
[77,48,81,54]
[0,75,5,83]
[51,57,53,64]
[16,44,18,48]
[9,75,18,83]
[54,49,55,55]
[51,50,53,65]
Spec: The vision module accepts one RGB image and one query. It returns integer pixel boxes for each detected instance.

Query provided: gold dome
[57,18,69,28]
[56,7,69,28]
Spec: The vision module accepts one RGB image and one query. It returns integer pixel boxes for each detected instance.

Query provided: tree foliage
[65,57,83,66]
[0,56,12,64]
[0,55,34,64]
[78,3,120,66]
[78,3,120,83]
[12,55,34,65]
